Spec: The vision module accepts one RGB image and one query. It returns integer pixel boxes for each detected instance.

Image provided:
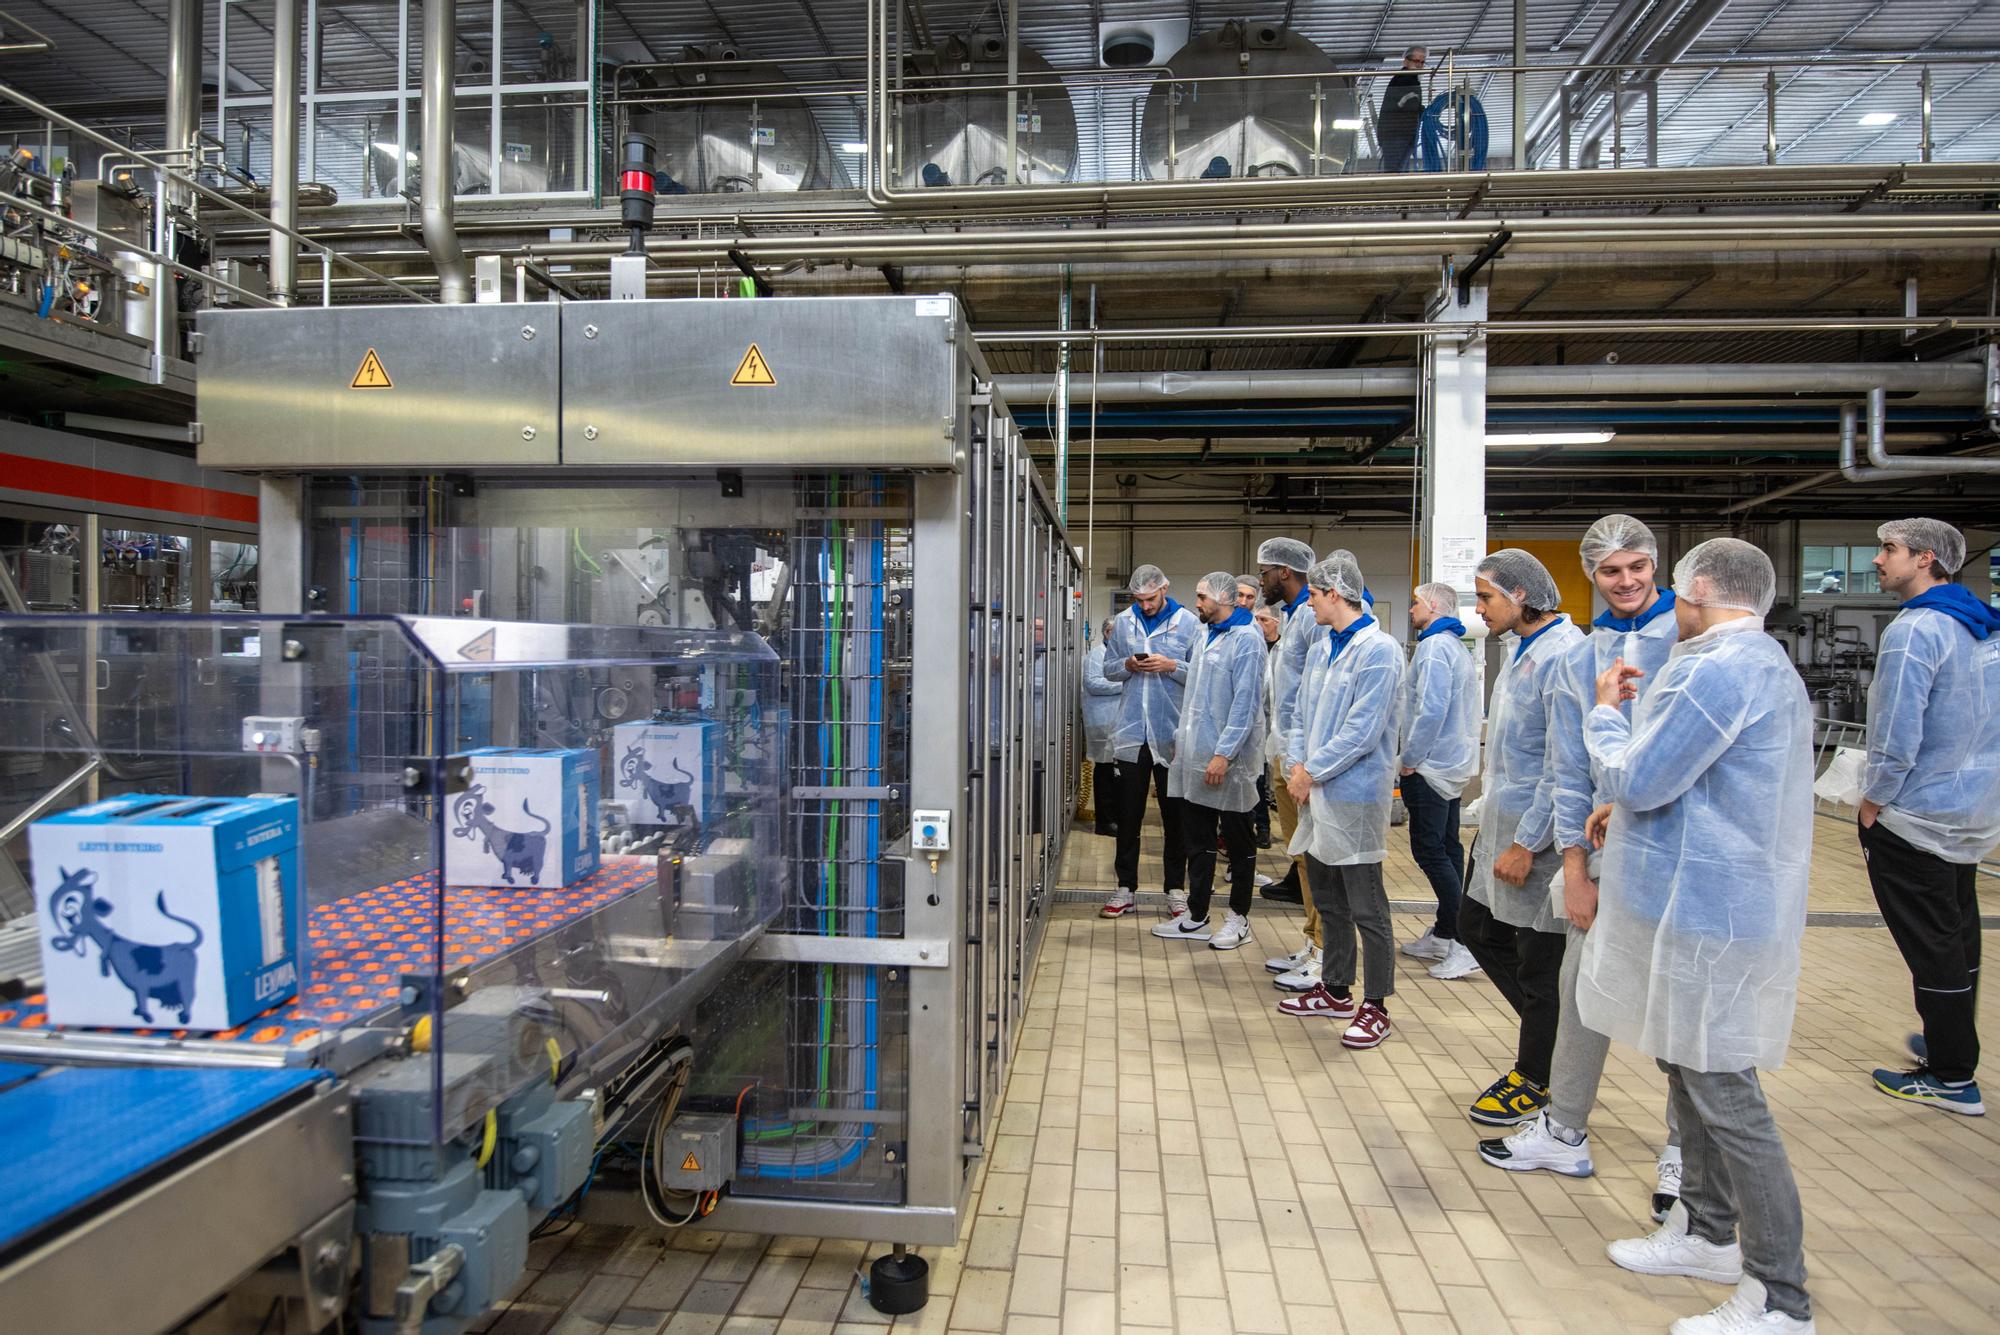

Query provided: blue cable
[1420,91,1489,172]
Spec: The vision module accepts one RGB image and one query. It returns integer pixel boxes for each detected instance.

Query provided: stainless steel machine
[0,293,1078,1333]
[1139,21,1360,179]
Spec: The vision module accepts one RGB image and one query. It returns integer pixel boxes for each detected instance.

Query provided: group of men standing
[1075,515,1999,1335]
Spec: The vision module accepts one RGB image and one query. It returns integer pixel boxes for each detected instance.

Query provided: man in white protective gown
[1099,565,1201,919]
[1478,515,1685,1224]
[1578,538,1817,1335]
[1857,517,2000,1117]
[1155,572,1267,950]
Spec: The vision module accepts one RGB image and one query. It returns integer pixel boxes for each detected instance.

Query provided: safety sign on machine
[681,1151,701,1172]
[731,344,776,386]
[350,348,394,389]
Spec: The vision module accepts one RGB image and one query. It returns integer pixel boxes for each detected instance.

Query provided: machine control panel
[241,715,308,753]
[911,810,951,852]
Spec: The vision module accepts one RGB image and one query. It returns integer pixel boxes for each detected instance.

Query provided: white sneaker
[1152,914,1212,941]
[1100,888,1136,918]
[1607,1202,1743,1285]
[1265,940,1314,974]
[1165,892,1190,919]
[1209,912,1252,950]
[1476,1112,1594,1177]
[1273,949,1322,992]
[1670,1277,1816,1335]
[1400,929,1449,961]
[1254,872,1275,888]
[1427,940,1483,979]
[1653,1144,1684,1222]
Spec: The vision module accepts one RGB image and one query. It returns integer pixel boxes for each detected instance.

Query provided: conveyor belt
[0,1063,327,1258]
[0,858,658,1048]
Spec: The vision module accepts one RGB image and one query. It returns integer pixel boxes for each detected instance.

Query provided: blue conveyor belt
[0,1063,325,1256]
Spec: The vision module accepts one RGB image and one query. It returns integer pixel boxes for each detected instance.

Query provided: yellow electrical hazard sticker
[350,348,393,389]
[681,1151,702,1172]
[730,343,776,386]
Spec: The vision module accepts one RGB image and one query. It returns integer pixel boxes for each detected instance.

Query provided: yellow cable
[476,1109,498,1170]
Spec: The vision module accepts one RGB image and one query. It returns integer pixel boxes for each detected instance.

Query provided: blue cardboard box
[447,748,600,888]
[30,794,301,1031]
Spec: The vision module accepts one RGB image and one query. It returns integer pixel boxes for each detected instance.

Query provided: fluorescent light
[1486,430,1616,447]
[840,141,869,154]
[1858,112,1898,127]
[1331,118,1363,130]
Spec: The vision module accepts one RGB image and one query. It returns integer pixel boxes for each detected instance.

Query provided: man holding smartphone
[1100,565,1201,918]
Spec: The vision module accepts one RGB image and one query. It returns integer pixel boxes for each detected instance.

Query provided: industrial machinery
[1139,21,1360,179]
[894,31,1079,188]
[0,294,1078,1332]
[615,45,845,194]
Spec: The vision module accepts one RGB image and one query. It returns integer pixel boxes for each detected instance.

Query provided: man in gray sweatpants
[1477,516,1684,1220]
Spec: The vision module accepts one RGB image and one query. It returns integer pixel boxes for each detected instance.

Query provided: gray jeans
[1550,922,1680,1150]
[1305,857,1395,1001]
[1663,1062,1810,1322]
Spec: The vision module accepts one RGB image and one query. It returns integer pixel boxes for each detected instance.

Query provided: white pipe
[996,361,1987,404]
[1859,385,2000,474]
[269,0,299,303]
[421,0,471,303]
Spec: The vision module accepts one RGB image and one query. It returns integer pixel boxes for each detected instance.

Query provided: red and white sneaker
[1341,1002,1392,1050]
[1276,984,1359,1020]
[1164,892,1190,919]
[1100,889,1136,918]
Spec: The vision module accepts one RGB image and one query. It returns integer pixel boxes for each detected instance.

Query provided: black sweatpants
[1459,892,1567,1087]
[1111,744,1187,894]
[1401,771,1465,941]
[1862,818,1982,1083]
[1181,801,1256,922]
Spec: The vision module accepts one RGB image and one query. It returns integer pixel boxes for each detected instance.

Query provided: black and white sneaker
[1151,915,1212,941]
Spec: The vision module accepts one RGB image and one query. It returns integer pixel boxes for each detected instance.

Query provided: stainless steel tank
[893,34,1078,188]
[630,44,841,193]
[1139,21,1358,180]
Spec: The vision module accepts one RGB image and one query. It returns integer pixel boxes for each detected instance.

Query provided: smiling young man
[1478,516,1686,1220]
[1459,549,1584,1128]
[1100,565,1201,919]
[1859,519,2000,1115]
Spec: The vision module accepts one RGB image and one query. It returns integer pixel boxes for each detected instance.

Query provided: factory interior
[0,1,1998,1333]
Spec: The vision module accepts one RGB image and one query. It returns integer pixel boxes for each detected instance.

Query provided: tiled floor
[479,821,2000,1335]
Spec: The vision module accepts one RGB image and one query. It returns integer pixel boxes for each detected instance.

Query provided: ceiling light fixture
[1485,430,1617,447]
[1858,112,1898,127]
[1331,118,1363,130]
[840,141,869,154]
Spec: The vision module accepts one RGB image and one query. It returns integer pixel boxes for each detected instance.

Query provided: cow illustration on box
[620,745,698,828]
[46,866,204,1025]
[451,784,552,885]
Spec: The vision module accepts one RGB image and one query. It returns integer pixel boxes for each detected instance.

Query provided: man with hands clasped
[1572,538,1817,1335]
[1478,516,1686,1224]
[1273,552,1406,1050]
[1459,550,1584,1128]
[1396,582,1482,981]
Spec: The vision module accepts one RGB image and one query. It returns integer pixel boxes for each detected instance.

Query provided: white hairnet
[1579,514,1659,577]
[1197,570,1239,602]
[1128,564,1169,596]
[1235,573,1259,593]
[1307,550,1366,603]
[1256,537,1316,573]
[1673,538,1776,616]
[1878,517,1967,575]
[1413,582,1459,618]
[1253,602,1280,623]
[1477,549,1561,611]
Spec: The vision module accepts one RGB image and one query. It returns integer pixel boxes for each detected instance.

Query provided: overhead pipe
[268,0,299,303]
[1852,385,2000,475]
[998,362,1985,404]
[1577,0,1733,166]
[1522,0,1660,157]
[151,0,201,364]
[421,0,472,304]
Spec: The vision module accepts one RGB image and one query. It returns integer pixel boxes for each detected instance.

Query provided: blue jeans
[1664,1062,1811,1321]
[1400,771,1463,940]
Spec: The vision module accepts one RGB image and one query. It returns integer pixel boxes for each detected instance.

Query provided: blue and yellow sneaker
[1468,1069,1550,1127]
[1872,1066,1985,1116]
